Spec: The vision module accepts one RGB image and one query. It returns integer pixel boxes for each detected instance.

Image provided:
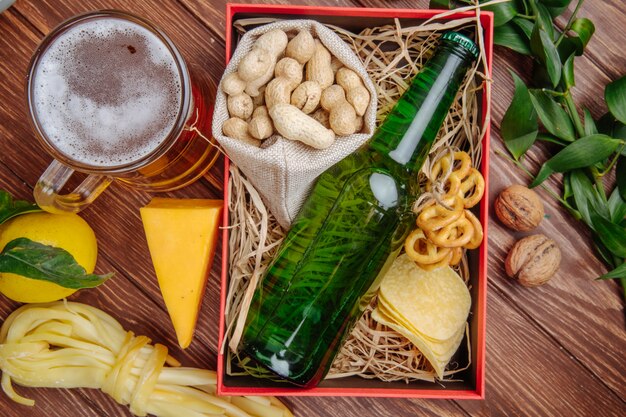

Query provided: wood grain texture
[457,289,625,417]
[0,1,625,417]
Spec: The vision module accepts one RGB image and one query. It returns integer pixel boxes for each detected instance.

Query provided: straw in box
[223,6,490,384]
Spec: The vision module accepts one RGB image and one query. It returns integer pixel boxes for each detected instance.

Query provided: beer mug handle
[34,160,113,213]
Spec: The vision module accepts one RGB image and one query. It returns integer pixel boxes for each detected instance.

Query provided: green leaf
[605,75,626,124]
[546,6,567,18]
[536,2,556,40]
[529,64,549,89]
[0,237,112,289]
[608,187,626,224]
[583,109,598,136]
[0,191,41,225]
[589,207,626,258]
[557,37,579,61]
[544,0,573,18]
[597,113,626,143]
[617,156,626,201]
[530,134,623,187]
[531,24,562,87]
[568,18,595,54]
[538,0,571,6]
[569,169,607,228]
[593,235,617,268]
[501,71,538,159]
[563,171,574,200]
[537,132,568,146]
[494,22,532,55]
[597,261,626,280]
[557,23,595,59]
[482,0,518,27]
[562,53,575,89]
[513,17,534,38]
[529,90,576,141]
[429,0,454,8]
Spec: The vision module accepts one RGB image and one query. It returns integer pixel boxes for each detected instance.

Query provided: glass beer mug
[26,10,219,213]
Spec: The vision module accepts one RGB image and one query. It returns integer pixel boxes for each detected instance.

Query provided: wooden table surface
[1,1,624,416]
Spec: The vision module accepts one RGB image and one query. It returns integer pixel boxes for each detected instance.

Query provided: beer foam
[32,17,182,167]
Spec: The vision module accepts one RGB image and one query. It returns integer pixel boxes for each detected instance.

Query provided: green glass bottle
[239,32,479,387]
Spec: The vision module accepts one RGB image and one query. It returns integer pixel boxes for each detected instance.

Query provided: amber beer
[28,10,218,213]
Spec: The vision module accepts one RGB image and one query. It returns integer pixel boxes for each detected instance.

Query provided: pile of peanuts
[221,29,370,150]
[404,151,485,271]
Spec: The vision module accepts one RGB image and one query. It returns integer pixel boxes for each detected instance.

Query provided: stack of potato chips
[372,254,471,378]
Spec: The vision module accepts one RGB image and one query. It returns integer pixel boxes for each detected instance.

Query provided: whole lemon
[0,212,98,303]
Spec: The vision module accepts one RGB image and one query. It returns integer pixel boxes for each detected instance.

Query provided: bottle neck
[369,42,474,172]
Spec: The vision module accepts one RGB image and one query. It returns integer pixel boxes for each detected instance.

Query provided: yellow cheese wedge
[140,198,223,349]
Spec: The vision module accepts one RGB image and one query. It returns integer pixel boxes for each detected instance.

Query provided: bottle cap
[442,32,479,59]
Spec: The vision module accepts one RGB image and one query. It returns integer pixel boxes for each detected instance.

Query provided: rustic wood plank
[486,136,626,398]
[0,173,222,417]
[486,38,626,397]
[0,168,117,417]
[0,166,221,417]
[0,1,224,335]
[0,254,221,417]
[457,290,625,417]
[555,0,626,81]
[286,396,470,417]
[0,3,225,415]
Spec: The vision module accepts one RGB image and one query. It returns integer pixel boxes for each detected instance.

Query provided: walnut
[505,234,561,287]
[495,184,544,231]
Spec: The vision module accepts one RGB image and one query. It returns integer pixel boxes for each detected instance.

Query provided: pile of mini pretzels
[405,151,485,271]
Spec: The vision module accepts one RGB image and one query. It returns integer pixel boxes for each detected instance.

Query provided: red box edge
[217,3,493,399]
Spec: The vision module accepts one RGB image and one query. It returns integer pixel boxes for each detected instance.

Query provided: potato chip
[371,307,466,379]
[371,254,471,378]
[376,300,465,357]
[378,254,470,341]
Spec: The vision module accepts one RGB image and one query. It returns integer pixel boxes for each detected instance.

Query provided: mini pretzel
[404,228,452,265]
[426,216,474,248]
[449,247,463,266]
[431,151,472,181]
[464,210,484,249]
[458,168,485,208]
[427,172,461,199]
[416,195,464,232]
[417,251,453,271]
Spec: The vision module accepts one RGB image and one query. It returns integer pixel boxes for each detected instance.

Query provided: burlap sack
[212,20,377,229]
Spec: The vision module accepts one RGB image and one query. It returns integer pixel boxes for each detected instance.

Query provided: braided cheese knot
[0,302,293,417]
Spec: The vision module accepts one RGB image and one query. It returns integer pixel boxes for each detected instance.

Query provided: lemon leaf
[0,191,41,225]
[0,237,112,289]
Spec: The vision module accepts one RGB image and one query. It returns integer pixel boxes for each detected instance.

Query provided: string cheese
[0,301,292,417]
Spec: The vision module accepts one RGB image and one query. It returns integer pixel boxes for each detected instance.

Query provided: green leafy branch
[431,0,626,293]
[0,190,40,224]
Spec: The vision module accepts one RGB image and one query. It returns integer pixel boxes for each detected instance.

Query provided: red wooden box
[218,3,493,399]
